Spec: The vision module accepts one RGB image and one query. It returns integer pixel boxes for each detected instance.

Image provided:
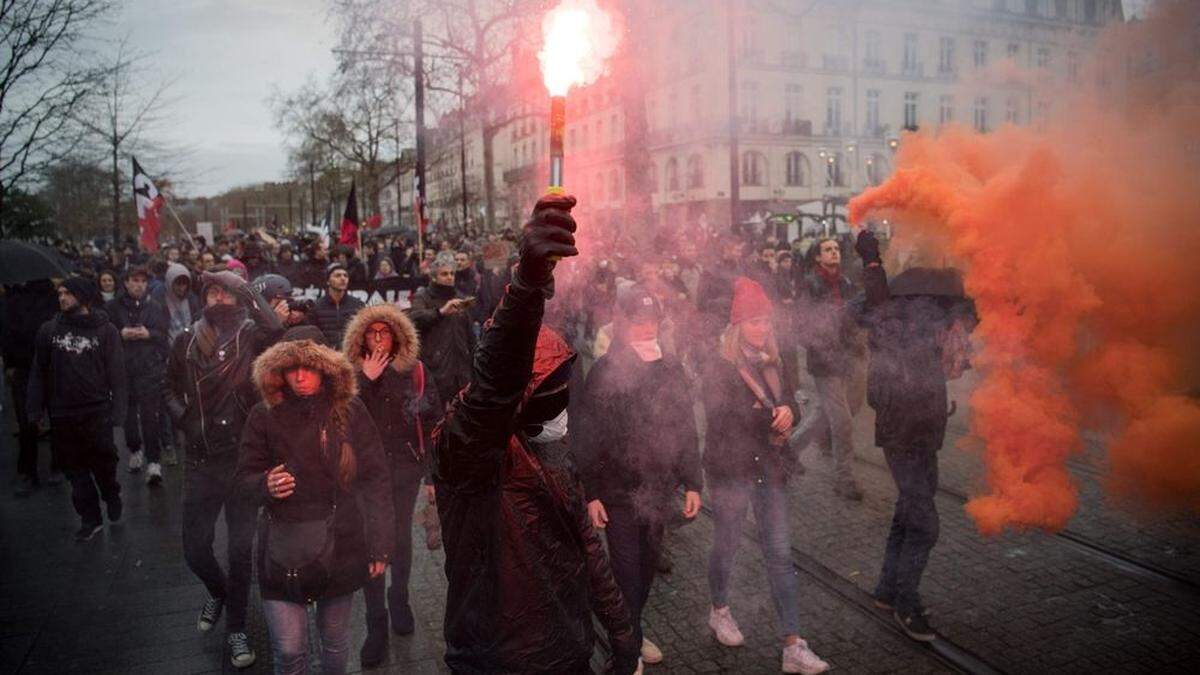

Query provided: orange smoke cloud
[849,0,1200,535]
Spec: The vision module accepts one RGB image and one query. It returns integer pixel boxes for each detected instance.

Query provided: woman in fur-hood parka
[235,337,395,604]
[339,304,443,654]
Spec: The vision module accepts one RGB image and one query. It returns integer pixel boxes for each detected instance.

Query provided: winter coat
[0,280,58,371]
[27,309,127,423]
[166,297,283,461]
[341,304,442,473]
[312,292,365,348]
[701,356,799,486]
[860,265,971,452]
[407,282,476,402]
[236,338,395,602]
[432,277,638,674]
[799,268,863,378]
[454,266,478,298]
[575,342,702,513]
[106,292,169,381]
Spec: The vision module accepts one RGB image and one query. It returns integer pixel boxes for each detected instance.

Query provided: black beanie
[61,276,99,307]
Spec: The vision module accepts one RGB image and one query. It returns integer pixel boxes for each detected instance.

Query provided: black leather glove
[855,229,882,266]
[516,193,579,288]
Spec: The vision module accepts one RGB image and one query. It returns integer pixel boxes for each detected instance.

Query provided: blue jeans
[708,480,801,637]
[605,503,665,647]
[874,446,940,617]
[263,594,354,675]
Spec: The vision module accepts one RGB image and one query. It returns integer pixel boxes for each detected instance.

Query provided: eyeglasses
[366,328,392,339]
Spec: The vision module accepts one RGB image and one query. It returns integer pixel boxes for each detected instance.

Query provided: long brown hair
[719,321,780,366]
[328,407,356,489]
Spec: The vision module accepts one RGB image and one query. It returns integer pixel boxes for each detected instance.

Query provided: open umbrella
[0,240,73,284]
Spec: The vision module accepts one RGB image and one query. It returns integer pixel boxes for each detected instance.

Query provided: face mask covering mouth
[528,409,568,443]
[628,338,663,362]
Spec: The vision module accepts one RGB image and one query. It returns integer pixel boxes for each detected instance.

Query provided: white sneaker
[708,606,745,647]
[641,637,663,664]
[146,462,162,486]
[633,657,644,675]
[782,640,829,674]
[128,450,144,473]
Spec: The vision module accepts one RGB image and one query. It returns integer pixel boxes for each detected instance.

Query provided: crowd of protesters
[1,198,974,674]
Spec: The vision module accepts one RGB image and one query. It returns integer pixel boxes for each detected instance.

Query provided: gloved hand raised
[855,229,882,266]
[516,193,578,288]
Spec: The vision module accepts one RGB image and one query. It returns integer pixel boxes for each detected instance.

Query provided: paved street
[3,371,1200,674]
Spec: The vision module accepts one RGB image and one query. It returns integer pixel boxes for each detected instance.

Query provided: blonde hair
[718,320,780,366]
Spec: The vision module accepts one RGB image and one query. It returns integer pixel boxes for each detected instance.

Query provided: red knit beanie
[730,276,772,325]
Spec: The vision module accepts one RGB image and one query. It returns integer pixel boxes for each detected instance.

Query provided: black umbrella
[0,240,73,284]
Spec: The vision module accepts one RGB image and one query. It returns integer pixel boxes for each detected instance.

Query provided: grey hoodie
[162,263,197,342]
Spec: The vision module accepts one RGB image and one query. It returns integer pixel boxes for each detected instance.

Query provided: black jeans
[125,377,163,463]
[874,445,940,617]
[182,455,258,632]
[52,411,121,526]
[362,462,424,621]
[11,368,59,481]
[604,503,665,648]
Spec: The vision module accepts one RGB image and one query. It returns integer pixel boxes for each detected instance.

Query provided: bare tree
[0,0,112,238]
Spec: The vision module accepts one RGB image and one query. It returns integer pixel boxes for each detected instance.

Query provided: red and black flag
[338,180,360,249]
[132,157,165,252]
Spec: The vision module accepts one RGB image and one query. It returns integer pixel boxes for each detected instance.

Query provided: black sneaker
[228,631,256,669]
[106,497,123,523]
[75,522,104,542]
[894,610,937,642]
[198,597,224,633]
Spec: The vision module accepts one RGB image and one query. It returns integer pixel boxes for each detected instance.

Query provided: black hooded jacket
[576,342,702,511]
[408,282,476,401]
[432,276,638,674]
[27,308,127,422]
[106,292,169,380]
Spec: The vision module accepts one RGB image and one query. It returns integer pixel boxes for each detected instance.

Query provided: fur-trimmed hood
[253,338,358,410]
[340,303,420,374]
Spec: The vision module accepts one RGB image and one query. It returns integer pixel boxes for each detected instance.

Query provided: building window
[903,92,919,129]
[1084,0,1097,23]
[1007,42,1020,59]
[902,32,919,74]
[741,151,766,186]
[973,96,989,132]
[596,119,604,145]
[1067,51,1080,82]
[609,169,621,201]
[939,37,956,74]
[739,80,759,125]
[939,95,954,124]
[611,113,619,141]
[825,87,843,134]
[648,162,658,193]
[1037,46,1051,69]
[582,123,589,147]
[865,89,880,134]
[1035,99,1050,130]
[665,157,680,192]
[1005,97,1020,124]
[973,40,988,69]
[866,153,887,185]
[784,84,803,125]
[690,85,702,124]
[824,153,844,187]
[864,30,882,69]
[686,154,704,188]
[785,152,810,187]
[1025,0,1039,14]
[594,172,605,202]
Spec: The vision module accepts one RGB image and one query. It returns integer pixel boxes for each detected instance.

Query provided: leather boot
[359,613,389,668]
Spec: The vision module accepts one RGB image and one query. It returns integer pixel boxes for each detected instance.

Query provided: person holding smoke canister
[576,283,703,669]
[703,277,830,675]
[165,270,284,670]
[340,303,442,667]
[855,230,976,642]
[433,193,640,674]
[235,334,394,675]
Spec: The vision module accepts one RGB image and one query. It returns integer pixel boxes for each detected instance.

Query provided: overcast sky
[108,0,336,197]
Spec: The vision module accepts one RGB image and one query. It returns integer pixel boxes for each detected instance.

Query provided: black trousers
[11,368,59,481]
[604,502,665,648]
[182,455,258,633]
[52,411,121,526]
[124,377,162,463]
[362,461,424,620]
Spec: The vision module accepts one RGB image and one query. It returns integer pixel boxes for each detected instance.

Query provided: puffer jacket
[236,339,394,601]
[575,341,702,513]
[106,292,169,380]
[341,304,442,469]
[408,282,476,401]
[312,291,365,348]
[432,276,638,674]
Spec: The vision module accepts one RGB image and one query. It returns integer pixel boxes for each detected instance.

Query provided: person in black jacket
[576,283,703,668]
[107,266,170,484]
[407,252,476,403]
[855,230,975,643]
[312,263,365,347]
[165,270,283,670]
[340,303,442,666]
[236,336,394,675]
[27,277,127,542]
[2,280,60,494]
[702,277,830,675]
[433,194,639,674]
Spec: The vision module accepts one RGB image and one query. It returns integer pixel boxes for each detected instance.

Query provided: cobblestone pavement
[5,371,1200,674]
